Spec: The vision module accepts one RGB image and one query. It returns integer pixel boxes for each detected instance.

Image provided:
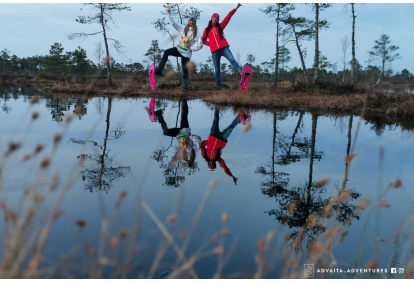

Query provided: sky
[1,1,414,74]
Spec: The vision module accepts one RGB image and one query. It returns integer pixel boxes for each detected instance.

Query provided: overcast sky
[1,1,413,74]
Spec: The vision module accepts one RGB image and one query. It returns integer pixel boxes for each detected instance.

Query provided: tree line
[0,3,412,87]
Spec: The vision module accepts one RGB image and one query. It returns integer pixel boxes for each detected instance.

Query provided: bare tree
[69,3,131,85]
[310,3,331,84]
[341,35,350,82]
[260,3,294,89]
[93,41,104,71]
[351,3,357,86]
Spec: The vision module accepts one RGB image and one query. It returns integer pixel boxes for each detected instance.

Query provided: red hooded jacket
[200,134,227,161]
[200,134,235,179]
[202,9,237,53]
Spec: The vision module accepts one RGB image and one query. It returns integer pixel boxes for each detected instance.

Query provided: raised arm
[168,7,182,32]
[220,10,236,30]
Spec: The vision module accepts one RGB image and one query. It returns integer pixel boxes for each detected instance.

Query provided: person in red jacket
[202,3,243,91]
[200,107,242,185]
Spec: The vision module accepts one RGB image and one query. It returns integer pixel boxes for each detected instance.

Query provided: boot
[154,109,163,123]
[236,67,242,76]
[216,81,222,91]
[154,68,163,77]
[182,79,189,90]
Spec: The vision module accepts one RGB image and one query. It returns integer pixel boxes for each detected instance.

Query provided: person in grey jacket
[155,6,203,90]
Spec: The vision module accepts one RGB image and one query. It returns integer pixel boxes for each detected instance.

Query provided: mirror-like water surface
[1,87,414,278]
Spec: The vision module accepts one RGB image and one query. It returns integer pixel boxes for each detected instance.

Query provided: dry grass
[33,78,414,122]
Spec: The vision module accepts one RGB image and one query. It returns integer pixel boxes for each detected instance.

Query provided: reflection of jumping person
[154,100,201,186]
[202,3,244,91]
[200,108,241,185]
[155,7,203,90]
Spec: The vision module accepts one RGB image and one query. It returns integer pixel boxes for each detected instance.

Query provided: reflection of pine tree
[73,97,88,119]
[46,97,71,122]
[256,112,290,193]
[276,111,322,165]
[1,91,12,113]
[261,114,361,251]
[71,97,130,192]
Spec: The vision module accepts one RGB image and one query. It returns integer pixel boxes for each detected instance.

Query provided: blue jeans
[210,109,240,142]
[211,47,241,83]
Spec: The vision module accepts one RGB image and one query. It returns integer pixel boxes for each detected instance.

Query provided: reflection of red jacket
[202,9,237,53]
[200,135,235,178]
[201,134,226,161]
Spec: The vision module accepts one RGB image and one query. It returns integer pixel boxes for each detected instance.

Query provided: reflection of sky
[1,94,414,278]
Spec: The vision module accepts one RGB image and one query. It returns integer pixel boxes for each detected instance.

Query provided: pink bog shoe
[239,64,252,92]
[148,63,156,91]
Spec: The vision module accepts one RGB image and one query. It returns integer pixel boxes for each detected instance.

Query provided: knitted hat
[211,13,219,21]
[208,160,216,170]
[189,14,197,22]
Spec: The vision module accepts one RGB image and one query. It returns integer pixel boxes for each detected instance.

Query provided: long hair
[205,20,224,39]
[184,24,197,38]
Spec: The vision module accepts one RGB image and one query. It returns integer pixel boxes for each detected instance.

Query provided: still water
[1,87,414,278]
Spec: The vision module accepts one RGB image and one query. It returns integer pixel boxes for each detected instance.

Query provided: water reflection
[1,87,414,278]
[70,97,131,192]
[200,107,247,185]
[258,113,361,251]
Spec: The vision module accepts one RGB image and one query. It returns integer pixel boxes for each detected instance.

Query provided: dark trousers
[157,47,189,80]
[157,100,189,137]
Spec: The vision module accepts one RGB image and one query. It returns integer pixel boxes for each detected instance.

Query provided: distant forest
[1,42,412,86]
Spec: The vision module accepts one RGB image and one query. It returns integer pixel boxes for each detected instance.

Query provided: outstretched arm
[220,4,241,30]
[218,158,237,185]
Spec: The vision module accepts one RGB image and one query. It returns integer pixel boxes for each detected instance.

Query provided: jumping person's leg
[210,108,221,137]
[179,100,189,129]
[181,56,190,90]
[211,50,222,90]
[222,47,242,74]
[221,115,241,141]
[154,110,180,137]
[181,56,190,80]
[156,47,181,76]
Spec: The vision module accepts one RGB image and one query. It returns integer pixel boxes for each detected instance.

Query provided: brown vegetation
[4,75,414,128]
[18,76,413,120]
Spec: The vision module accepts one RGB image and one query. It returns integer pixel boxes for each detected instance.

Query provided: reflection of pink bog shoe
[239,111,251,125]
[148,64,156,91]
[148,97,155,122]
[239,64,252,92]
